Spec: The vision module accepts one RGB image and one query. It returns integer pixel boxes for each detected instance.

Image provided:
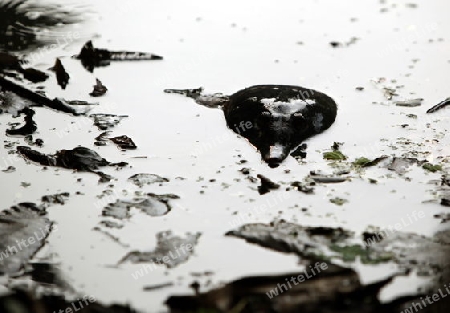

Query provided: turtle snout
[263,144,289,168]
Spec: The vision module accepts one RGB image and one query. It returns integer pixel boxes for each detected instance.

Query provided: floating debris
[102,193,179,219]
[387,157,424,175]
[89,78,107,97]
[1,165,16,173]
[165,263,414,313]
[95,131,136,149]
[353,156,388,168]
[329,37,359,48]
[75,40,163,72]
[143,282,174,292]
[120,231,200,268]
[0,76,87,115]
[226,221,356,262]
[21,67,49,83]
[323,150,347,160]
[17,146,126,181]
[5,107,36,136]
[0,290,138,313]
[110,135,137,150]
[426,97,450,113]
[309,174,348,183]
[128,174,169,187]
[422,163,442,173]
[394,98,423,107]
[290,181,314,193]
[49,58,69,89]
[290,143,307,159]
[0,202,53,275]
[91,113,128,130]
[41,192,70,205]
[0,52,48,82]
[257,174,280,195]
[329,197,348,206]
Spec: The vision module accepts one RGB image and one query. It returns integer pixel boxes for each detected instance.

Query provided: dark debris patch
[352,156,388,168]
[41,192,70,205]
[5,107,37,136]
[0,76,88,115]
[290,143,307,159]
[75,40,163,72]
[91,113,128,130]
[2,165,16,173]
[226,220,355,263]
[119,230,200,268]
[257,174,280,195]
[49,58,69,90]
[166,263,417,313]
[387,157,426,175]
[90,78,108,97]
[109,135,137,150]
[21,67,49,83]
[128,173,169,187]
[17,146,126,182]
[0,290,138,313]
[0,202,53,275]
[227,220,450,278]
[290,181,314,194]
[426,97,450,113]
[95,131,137,150]
[102,193,179,219]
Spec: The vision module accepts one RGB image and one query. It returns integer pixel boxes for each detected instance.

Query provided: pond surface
[1,0,450,312]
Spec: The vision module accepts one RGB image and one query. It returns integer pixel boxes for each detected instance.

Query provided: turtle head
[256,111,309,168]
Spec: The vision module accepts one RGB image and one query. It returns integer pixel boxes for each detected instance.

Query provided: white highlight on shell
[259,98,315,115]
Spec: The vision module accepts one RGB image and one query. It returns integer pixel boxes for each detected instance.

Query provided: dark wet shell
[223,85,337,167]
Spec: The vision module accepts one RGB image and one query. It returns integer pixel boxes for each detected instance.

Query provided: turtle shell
[224,85,337,167]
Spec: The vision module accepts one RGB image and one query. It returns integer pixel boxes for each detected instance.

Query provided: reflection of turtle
[165,85,337,167]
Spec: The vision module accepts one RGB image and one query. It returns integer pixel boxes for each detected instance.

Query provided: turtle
[164,85,337,168]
